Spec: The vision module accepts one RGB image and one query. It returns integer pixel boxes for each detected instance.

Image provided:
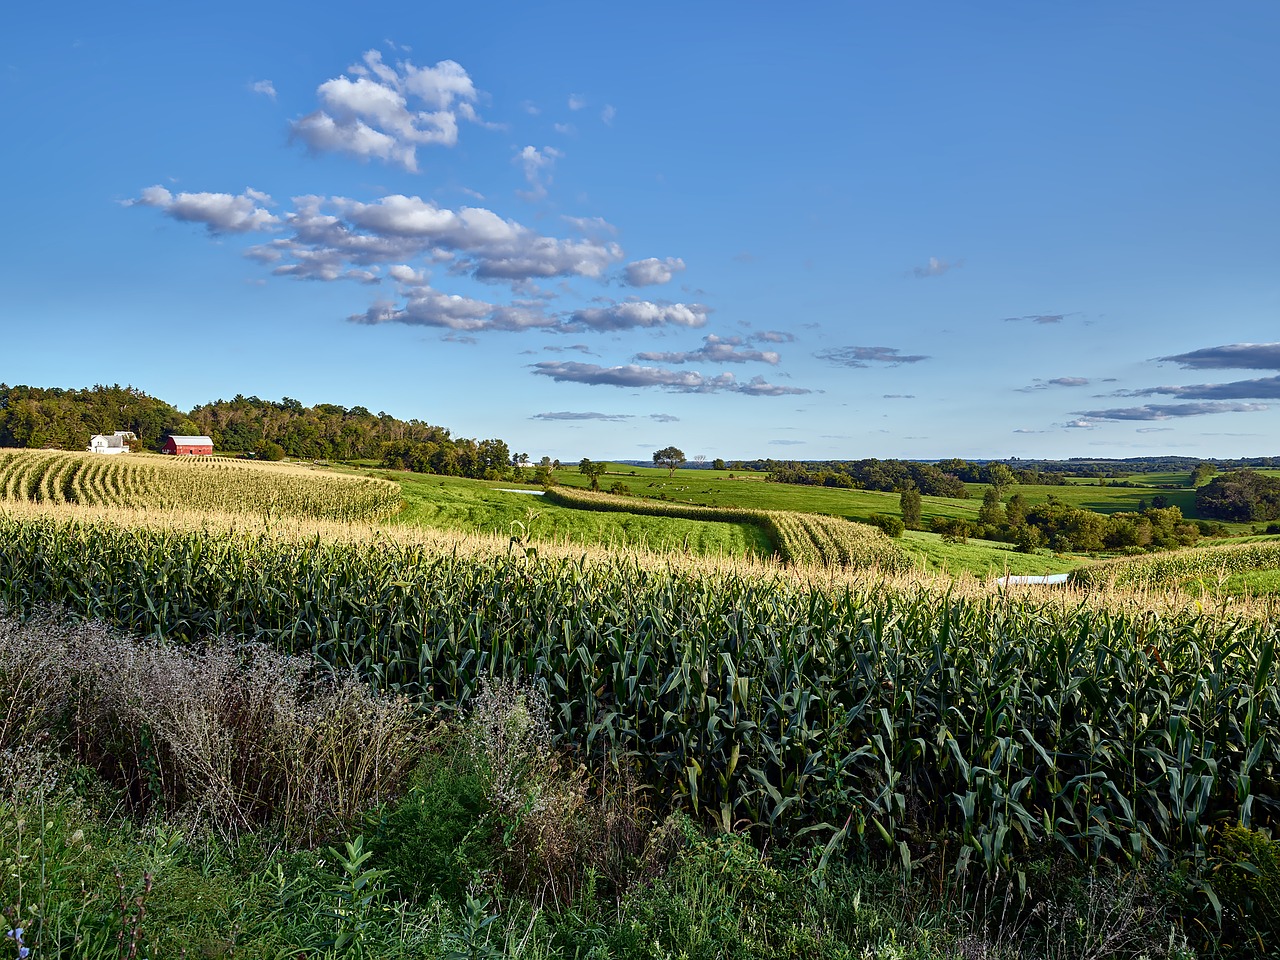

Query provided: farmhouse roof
[167,435,214,445]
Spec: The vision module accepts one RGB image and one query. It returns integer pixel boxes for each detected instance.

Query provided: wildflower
[5,927,29,958]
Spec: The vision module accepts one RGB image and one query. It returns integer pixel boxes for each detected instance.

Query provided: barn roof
[166,435,214,445]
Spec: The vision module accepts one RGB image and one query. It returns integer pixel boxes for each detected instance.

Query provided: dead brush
[463,677,655,907]
[1,609,424,844]
[0,608,79,750]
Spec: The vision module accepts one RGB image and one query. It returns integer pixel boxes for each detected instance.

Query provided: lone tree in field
[579,457,608,492]
[900,483,922,530]
[653,446,686,476]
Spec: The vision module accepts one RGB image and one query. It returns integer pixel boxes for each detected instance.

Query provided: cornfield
[1070,538,1280,590]
[0,449,401,522]
[545,486,912,573]
[0,508,1274,879]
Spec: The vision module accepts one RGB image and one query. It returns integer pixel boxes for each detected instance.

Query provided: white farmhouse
[88,431,136,455]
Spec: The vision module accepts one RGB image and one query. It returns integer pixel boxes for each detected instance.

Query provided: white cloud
[350,286,557,332]
[567,301,709,331]
[601,104,616,125]
[250,80,276,100]
[624,256,686,286]
[290,49,481,171]
[387,264,429,285]
[234,193,624,285]
[127,185,279,234]
[568,94,587,110]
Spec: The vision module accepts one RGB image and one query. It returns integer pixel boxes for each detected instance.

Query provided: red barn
[162,435,214,456]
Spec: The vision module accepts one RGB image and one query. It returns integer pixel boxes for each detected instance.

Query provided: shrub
[1213,825,1280,949]
[867,513,905,538]
[368,746,496,903]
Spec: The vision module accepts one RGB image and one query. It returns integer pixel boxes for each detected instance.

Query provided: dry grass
[0,609,424,843]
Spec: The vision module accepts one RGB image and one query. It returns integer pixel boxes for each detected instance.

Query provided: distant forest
[0,384,515,480]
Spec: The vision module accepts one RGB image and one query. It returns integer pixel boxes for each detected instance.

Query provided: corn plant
[0,510,1275,880]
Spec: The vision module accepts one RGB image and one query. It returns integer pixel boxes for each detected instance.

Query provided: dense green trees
[0,383,190,450]
[0,383,522,483]
[768,459,971,497]
[1197,470,1280,522]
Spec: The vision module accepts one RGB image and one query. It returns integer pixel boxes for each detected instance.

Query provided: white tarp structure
[995,573,1071,586]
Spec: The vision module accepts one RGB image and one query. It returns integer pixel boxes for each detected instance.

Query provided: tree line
[0,383,518,481]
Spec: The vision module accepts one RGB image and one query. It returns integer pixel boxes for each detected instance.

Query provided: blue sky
[4,2,1279,462]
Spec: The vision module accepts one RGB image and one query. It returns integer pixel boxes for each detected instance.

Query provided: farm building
[162,435,214,456]
[88,431,136,455]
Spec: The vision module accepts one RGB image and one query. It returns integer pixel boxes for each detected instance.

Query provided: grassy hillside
[385,472,772,559]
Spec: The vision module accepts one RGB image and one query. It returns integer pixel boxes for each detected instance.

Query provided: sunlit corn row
[0,449,401,522]
[1071,539,1280,590]
[1,509,1273,875]
[544,485,911,573]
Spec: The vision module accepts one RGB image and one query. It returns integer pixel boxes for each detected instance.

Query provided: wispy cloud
[530,411,632,421]
[515,144,563,201]
[1072,402,1269,421]
[568,93,587,111]
[816,346,929,368]
[531,361,810,395]
[1158,343,1280,371]
[635,335,779,365]
[649,413,680,422]
[1018,376,1090,392]
[1116,375,1280,400]
[250,79,277,100]
[751,330,794,344]
[911,256,960,278]
[1004,314,1064,325]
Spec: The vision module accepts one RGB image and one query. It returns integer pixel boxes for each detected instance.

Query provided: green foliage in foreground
[1,512,1276,882]
[0,785,1206,960]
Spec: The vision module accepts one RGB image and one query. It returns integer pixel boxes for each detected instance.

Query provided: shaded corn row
[545,486,910,573]
[0,449,400,522]
[0,510,1275,875]
[1071,539,1280,589]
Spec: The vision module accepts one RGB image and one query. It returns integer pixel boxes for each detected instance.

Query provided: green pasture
[901,531,1084,578]
[382,471,772,558]
[550,465,980,524]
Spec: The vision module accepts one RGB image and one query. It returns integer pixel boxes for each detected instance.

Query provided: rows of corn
[544,486,912,573]
[1071,539,1280,590]
[0,449,400,522]
[1,509,1274,878]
